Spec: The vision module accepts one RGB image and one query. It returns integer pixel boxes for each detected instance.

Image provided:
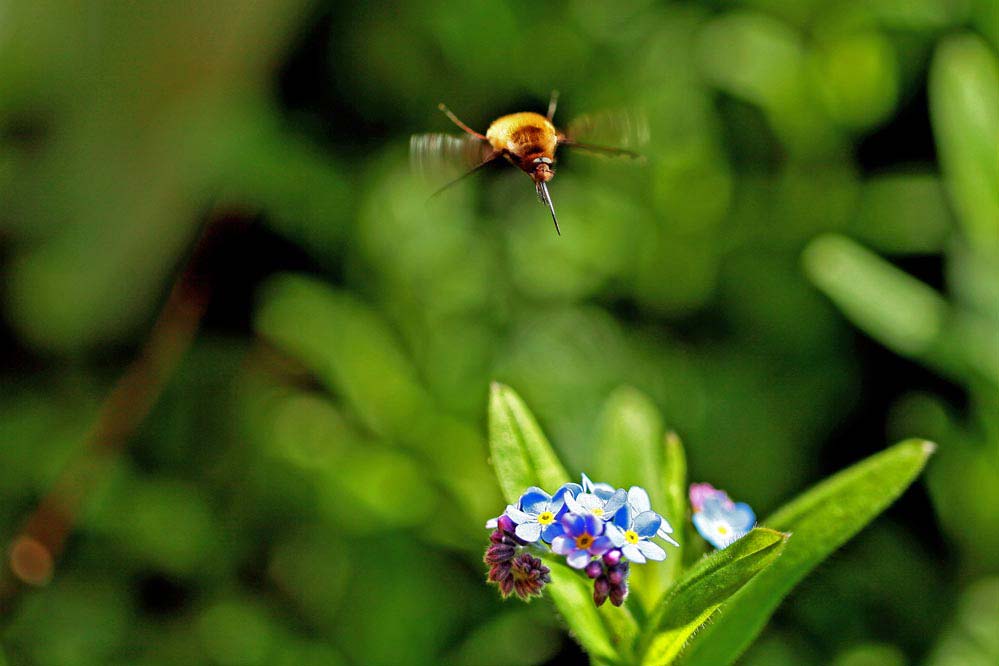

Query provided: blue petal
[563,493,585,515]
[542,522,565,543]
[633,511,662,538]
[519,487,551,514]
[637,540,667,561]
[660,531,680,547]
[505,507,531,524]
[553,482,582,503]
[700,495,728,516]
[592,484,615,500]
[553,499,571,520]
[605,523,626,547]
[693,513,730,550]
[622,543,645,563]
[566,549,591,569]
[551,536,573,555]
[561,512,585,537]
[583,513,603,537]
[515,521,543,542]
[628,486,651,513]
[603,489,628,516]
[612,504,630,529]
[730,502,756,531]
[590,535,613,556]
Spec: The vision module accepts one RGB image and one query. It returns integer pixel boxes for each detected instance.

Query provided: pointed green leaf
[488,383,570,504]
[676,439,936,666]
[594,387,671,608]
[547,562,619,664]
[595,386,665,507]
[804,235,999,388]
[640,528,788,666]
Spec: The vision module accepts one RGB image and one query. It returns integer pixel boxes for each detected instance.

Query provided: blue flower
[692,493,755,549]
[503,483,581,543]
[564,483,628,527]
[626,486,680,547]
[607,505,667,563]
[551,512,614,569]
[581,473,616,499]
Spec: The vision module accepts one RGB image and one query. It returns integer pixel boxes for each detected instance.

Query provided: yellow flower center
[575,533,594,550]
[592,508,604,516]
[537,511,555,526]
[717,525,729,535]
[625,530,640,544]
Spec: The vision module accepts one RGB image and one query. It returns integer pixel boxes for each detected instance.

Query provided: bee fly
[411,91,647,235]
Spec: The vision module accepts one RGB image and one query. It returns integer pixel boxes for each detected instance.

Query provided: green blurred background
[1,1,997,665]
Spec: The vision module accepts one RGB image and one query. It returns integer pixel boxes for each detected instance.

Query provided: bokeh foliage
[1,1,996,665]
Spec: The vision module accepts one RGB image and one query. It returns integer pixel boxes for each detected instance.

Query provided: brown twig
[0,217,228,613]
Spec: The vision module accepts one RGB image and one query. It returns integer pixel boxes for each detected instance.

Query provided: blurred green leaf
[804,234,999,386]
[594,386,669,608]
[255,274,430,439]
[676,439,935,666]
[925,577,999,666]
[444,608,561,666]
[660,432,688,587]
[487,382,571,504]
[546,561,620,664]
[804,234,947,356]
[848,173,952,255]
[256,273,498,523]
[930,34,999,255]
[640,528,788,666]
[198,599,276,666]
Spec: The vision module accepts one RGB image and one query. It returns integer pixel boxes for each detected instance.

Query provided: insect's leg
[547,90,560,121]
[437,103,488,140]
[430,150,502,198]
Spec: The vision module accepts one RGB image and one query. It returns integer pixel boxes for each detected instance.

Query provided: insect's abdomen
[486,112,558,158]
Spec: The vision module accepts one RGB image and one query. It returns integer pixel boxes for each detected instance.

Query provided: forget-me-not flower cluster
[484,474,678,607]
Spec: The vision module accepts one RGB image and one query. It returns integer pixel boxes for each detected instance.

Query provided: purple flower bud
[609,583,628,607]
[603,549,622,566]
[509,553,551,600]
[497,514,516,534]
[585,561,603,579]
[593,575,610,607]
[608,569,624,585]
[484,543,516,565]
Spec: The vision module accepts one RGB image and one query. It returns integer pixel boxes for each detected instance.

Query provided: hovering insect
[411,92,647,235]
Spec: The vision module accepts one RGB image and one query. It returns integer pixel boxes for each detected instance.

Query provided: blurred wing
[562,109,650,159]
[410,132,492,181]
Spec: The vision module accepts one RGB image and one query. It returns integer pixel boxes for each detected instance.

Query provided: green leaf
[804,234,948,359]
[255,273,430,440]
[595,387,666,507]
[930,34,999,255]
[444,608,561,666]
[255,274,499,524]
[676,439,936,666]
[640,528,788,666]
[594,387,670,608]
[488,383,570,504]
[660,431,688,587]
[547,562,619,664]
[804,234,999,388]
[488,385,625,661]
